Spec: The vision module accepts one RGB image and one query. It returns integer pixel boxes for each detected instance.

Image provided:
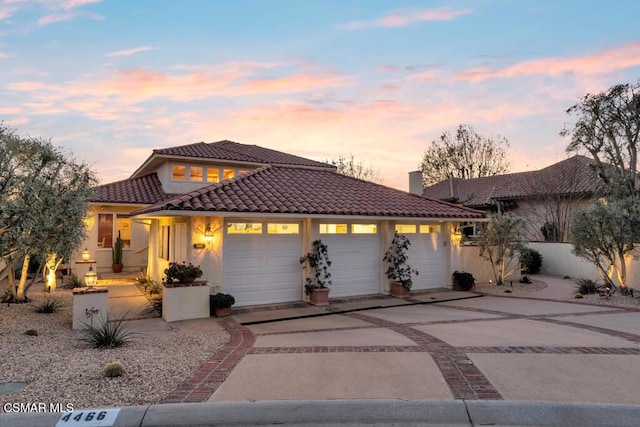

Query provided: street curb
[3,399,640,426]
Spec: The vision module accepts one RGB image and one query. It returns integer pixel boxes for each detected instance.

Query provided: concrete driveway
[156,276,640,405]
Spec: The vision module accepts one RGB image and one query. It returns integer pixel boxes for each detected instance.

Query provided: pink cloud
[59,0,102,9]
[341,7,472,30]
[457,41,640,81]
[106,46,158,57]
[0,51,9,59]
[38,10,103,25]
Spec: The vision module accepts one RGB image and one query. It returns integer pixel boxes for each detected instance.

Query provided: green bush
[33,297,61,314]
[103,361,125,378]
[210,293,235,310]
[575,278,600,295]
[519,275,532,284]
[520,247,543,274]
[452,271,475,291]
[81,313,137,349]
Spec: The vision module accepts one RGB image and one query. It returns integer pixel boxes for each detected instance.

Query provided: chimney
[408,170,423,195]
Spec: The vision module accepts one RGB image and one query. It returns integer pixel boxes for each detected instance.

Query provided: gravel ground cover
[0,287,229,409]
[474,278,640,309]
[474,280,548,297]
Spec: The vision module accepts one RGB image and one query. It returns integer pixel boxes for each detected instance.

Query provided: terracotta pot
[112,263,123,273]
[214,306,231,317]
[390,281,409,298]
[309,287,330,306]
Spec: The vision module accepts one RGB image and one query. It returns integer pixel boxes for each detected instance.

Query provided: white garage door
[223,221,302,307]
[318,223,381,298]
[396,224,446,290]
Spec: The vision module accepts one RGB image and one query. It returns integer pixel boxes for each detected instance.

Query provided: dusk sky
[1,0,639,190]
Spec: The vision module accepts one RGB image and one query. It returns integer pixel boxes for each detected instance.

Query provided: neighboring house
[417,155,603,242]
[78,140,484,307]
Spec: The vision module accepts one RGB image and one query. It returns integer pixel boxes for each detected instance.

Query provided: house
[416,155,603,242]
[78,140,484,307]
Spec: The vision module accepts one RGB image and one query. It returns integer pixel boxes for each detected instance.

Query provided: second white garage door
[223,221,302,307]
[317,223,381,298]
[396,224,446,290]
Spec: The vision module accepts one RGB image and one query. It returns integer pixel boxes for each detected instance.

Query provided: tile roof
[133,166,484,219]
[91,173,177,205]
[422,155,602,208]
[153,140,334,169]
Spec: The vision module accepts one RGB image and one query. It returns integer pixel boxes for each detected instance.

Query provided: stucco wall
[527,242,640,290]
[452,243,522,284]
[75,205,150,275]
[190,216,223,293]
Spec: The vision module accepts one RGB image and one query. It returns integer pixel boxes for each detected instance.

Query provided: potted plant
[210,293,235,317]
[300,239,331,306]
[112,231,124,273]
[383,232,418,298]
[164,262,203,283]
[452,271,475,291]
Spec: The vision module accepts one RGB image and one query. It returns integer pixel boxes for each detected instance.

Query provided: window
[97,214,113,248]
[207,167,220,183]
[97,214,131,249]
[268,223,300,234]
[319,224,347,234]
[352,224,377,234]
[395,224,416,234]
[159,225,170,260]
[172,165,186,181]
[420,225,441,234]
[223,168,235,180]
[459,222,478,238]
[227,222,262,234]
[190,166,203,182]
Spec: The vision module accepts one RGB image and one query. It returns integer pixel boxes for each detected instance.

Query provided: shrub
[300,240,332,295]
[103,361,125,378]
[81,313,137,349]
[575,278,600,295]
[520,247,543,274]
[64,273,84,289]
[148,280,163,296]
[452,271,475,291]
[519,275,532,284]
[383,232,418,291]
[33,297,61,314]
[164,262,203,283]
[24,329,38,336]
[210,293,235,309]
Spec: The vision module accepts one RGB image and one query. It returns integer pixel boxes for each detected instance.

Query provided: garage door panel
[406,232,445,290]
[321,233,380,298]
[224,226,302,307]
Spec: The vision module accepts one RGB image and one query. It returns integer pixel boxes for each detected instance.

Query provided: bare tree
[477,212,527,286]
[562,82,640,192]
[327,154,384,184]
[420,124,511,187]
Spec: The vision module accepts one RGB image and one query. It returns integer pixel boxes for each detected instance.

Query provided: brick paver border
[161,319,255,403]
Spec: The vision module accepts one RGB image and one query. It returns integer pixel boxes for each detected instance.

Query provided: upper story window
[172,164,246,183]
[172,165,186,181]
[190,166,203,181]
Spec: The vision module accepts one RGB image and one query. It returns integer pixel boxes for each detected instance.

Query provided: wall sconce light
[204,224,214,244]
[84,265,98,288]
[82,248,90,261]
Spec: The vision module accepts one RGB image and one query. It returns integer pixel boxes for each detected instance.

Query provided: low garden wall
[453,244,521,284]
[526,242,640,290]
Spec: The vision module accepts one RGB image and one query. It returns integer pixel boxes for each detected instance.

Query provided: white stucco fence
[526,242,640,290]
